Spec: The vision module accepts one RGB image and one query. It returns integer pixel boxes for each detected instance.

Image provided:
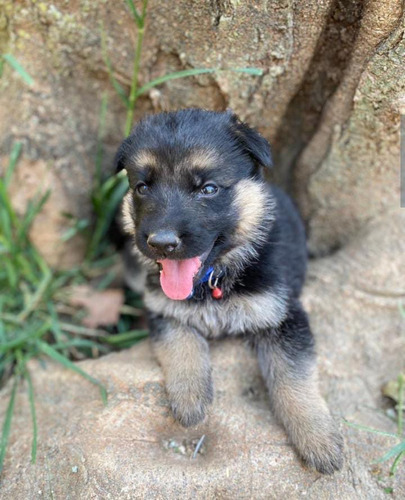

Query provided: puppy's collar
[187,267,223,300]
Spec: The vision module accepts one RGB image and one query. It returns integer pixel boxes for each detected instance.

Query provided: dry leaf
[382,374,405,408]
[69,285,124,328]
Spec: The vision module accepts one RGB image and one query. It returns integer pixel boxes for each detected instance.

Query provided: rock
[1,210,404,498]
[7,157,86,269]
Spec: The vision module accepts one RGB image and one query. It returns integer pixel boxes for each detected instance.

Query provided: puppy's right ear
[230,114,273,169]
[114,136,133,173]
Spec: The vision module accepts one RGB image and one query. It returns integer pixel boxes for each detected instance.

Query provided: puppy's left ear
[114,136,133,173]
[231,115,273,169]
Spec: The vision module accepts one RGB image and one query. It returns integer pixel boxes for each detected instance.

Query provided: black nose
[147,231,181,254]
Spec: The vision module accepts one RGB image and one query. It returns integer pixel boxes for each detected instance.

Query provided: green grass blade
[17,269,52,322]
[102,329,149,345]
[397,374,404,436]
[95,93,109,188]
[390,449,405,476]
[24,369,37,464]
[52,339,109,352]
[230,67,263,76]
[0,321,50,352]
[37,341,107,404]
[47,301,67,355]
[0,376,19,473]
[0,180,20,234]
[3,260,18,290]
[136,67,263,96]
[18,190,51,243]
[86,175,129,260]
[0,302,5,344]
[4,142,23,187]
[2,54,34,86]
[124,0,143,27]
[136,68,217,96]
[343,419,398,439]
[376,440,405,463]
[100,27,129,107]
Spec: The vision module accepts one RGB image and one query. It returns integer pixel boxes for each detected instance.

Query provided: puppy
[115,109,343,474]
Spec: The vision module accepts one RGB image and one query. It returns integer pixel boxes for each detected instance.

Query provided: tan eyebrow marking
[188,148,219,170]
[133,150,158,168]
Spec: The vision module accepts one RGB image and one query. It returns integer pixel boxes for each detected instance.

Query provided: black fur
[116,109,343,474]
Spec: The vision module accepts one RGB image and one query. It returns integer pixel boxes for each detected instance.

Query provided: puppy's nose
[147,231,181,254]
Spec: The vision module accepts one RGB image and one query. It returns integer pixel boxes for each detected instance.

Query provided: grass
[0,54,34,86]
[0,0,264,476]
[0,139,150,473]
[344,373,405,479]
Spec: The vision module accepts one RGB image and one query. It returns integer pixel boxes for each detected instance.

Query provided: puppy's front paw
[294,415,344,474]
[168,375,214,427]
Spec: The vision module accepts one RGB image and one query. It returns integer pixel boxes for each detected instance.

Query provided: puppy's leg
[254,300,343,474]
[149,314,213,427]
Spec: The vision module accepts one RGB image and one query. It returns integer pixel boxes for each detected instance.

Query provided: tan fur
[121,191,135,235]
[233,180,270,240]
[152,321,213,426]
[133,150,158,168]
[219,181,276,270]
[144,285,289,339]
[187,148,220,170]
[259,349,344,473]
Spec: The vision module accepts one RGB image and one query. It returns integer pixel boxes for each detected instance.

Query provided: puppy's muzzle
[147,230,181,255]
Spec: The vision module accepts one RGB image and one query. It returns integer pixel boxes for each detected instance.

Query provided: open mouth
[157,244,214,301]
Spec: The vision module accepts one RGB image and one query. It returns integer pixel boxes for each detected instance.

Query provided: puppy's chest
[144,286,288,338]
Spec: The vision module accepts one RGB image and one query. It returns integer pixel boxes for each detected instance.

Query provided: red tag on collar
[212,287,223,299]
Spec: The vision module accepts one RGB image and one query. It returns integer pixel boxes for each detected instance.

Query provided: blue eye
[136,182,149,195]
[200,183,218,196]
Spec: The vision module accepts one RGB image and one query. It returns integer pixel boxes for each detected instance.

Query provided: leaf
[0,376,19,473]
[69,285,125,328]
[382,374,405,405]
[136,66,263,96]
[2,54,34,86]
[37,341,107,404]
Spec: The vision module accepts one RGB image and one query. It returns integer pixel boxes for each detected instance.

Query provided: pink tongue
[158,258,202,300]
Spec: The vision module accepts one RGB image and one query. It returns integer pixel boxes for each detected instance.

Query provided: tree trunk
[0,0,403,263]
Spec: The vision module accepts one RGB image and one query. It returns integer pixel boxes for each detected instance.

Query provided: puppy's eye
[200,183,218,196]
[135,182,149,195]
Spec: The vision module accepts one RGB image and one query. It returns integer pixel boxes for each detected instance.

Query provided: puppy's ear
[114,136,133,173]
[231,115,273,169]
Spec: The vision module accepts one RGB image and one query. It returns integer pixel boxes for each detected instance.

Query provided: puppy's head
[116,109,274,300]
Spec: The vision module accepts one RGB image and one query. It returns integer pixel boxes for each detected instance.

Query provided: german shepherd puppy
[115,109,343,474]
